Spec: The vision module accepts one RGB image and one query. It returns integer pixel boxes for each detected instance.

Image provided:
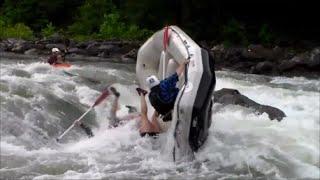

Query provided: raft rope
[163,26,169,50]
[162,26,170,80]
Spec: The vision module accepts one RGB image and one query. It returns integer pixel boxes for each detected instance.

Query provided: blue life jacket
[149,85,175,115]
[148,73,180,115]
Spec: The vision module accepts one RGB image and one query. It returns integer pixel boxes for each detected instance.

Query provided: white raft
[136,26,216,161]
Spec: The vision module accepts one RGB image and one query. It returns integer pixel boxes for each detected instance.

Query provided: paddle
[56,87,110,142]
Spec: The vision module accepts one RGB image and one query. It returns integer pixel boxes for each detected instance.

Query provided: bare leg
[111,96,119,117]
[109,96,120,128]
[150,111,161,132]
[139,95,153,133]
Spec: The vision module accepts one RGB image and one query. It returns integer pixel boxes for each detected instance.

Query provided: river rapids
[0,58,319,179]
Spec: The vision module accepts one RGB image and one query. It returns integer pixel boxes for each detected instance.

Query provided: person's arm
[160,60,189,89]
[176,60,189,76]
[56,54,64,63]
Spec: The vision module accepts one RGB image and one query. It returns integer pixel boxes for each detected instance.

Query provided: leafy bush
[99,13,152,40]
[259,24,274,45]
[41,22,56,37]
[1,22,34,40]
[222,18,248,45]
[68,0,115,35]
[99,13,125,39]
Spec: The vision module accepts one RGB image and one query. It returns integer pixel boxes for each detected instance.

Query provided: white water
[0,59,319,179]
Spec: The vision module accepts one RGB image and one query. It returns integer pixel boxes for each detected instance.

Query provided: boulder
[120,55,135,63]
[244,44,283,61]
[98,44,116,51]
[122,48,137,59]
[67,47,87,55]
[76,41,91,49]
[250,61,274,74]
[97,51,111,58]
[24,48,39,55]
[308,47,320,67]
[6,38,26,45]
[11,41,34,53]
[278,50,320,72]
[213,88,286,121]
[0,42,7,52]
[85,42,100,56]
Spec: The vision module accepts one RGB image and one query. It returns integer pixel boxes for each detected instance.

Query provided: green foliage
[41,22,56,37]
[259,24,274,45]
[222,19,248,45]
[0,23,34,40]
[99,13,152,40]
[68,0,115,35]
[99,13,125,39]
[1,0,83,30]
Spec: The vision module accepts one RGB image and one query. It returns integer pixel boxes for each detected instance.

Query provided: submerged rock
[213,88,286,121]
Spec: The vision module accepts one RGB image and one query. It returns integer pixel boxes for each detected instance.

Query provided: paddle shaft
[56,88,110,141]
[56,106,93,141]
[57,106,93,141]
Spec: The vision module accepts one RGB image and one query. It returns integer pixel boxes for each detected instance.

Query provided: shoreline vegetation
[1,0,319,79]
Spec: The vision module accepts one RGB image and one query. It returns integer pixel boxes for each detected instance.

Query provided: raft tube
[136,26,216,161]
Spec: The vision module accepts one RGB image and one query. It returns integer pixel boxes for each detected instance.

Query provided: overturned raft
[136,26,216,161]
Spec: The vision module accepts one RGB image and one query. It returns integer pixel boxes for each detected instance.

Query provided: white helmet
[146,75,160,88]
[52,48,60,53]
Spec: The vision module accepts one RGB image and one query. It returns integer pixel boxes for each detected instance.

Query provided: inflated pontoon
[136,26,216,161]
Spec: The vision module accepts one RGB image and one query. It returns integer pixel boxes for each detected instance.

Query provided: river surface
[0,58,319,179]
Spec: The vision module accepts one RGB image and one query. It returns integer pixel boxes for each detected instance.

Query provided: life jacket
[47,55,58,65]
[149,85,175,115]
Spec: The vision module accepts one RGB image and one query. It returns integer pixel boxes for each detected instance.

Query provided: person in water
[108,87,161,137]
[145,60,188,120]
[47,48,65,65]
[76,122,94,138]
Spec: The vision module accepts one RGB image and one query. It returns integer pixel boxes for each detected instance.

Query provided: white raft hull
[136,26,216,161]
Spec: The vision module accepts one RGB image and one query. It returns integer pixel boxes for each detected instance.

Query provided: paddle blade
[93,88,110,106]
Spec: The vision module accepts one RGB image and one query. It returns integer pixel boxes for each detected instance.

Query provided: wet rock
[11,41,34,53]
[213,88,286,121]
[67,47,87,55]
[6,38,26,45]
[85,42,100,56]
[76,41,91,49]
[250,61,274,74]
[97,51,111,58]
[309,47,320,67]
[24,48,39,55]
[98,44,115,51]
[243,44,284,62]
[278,52,316,71]
[120,55,135,63]
[123,48,137,59]
[0,42,7,52]
[34,43,46,50]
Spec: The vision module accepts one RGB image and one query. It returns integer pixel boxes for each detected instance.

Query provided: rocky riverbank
[210,44,320,79]
[0,36,140,64]
[1,35,319,79]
